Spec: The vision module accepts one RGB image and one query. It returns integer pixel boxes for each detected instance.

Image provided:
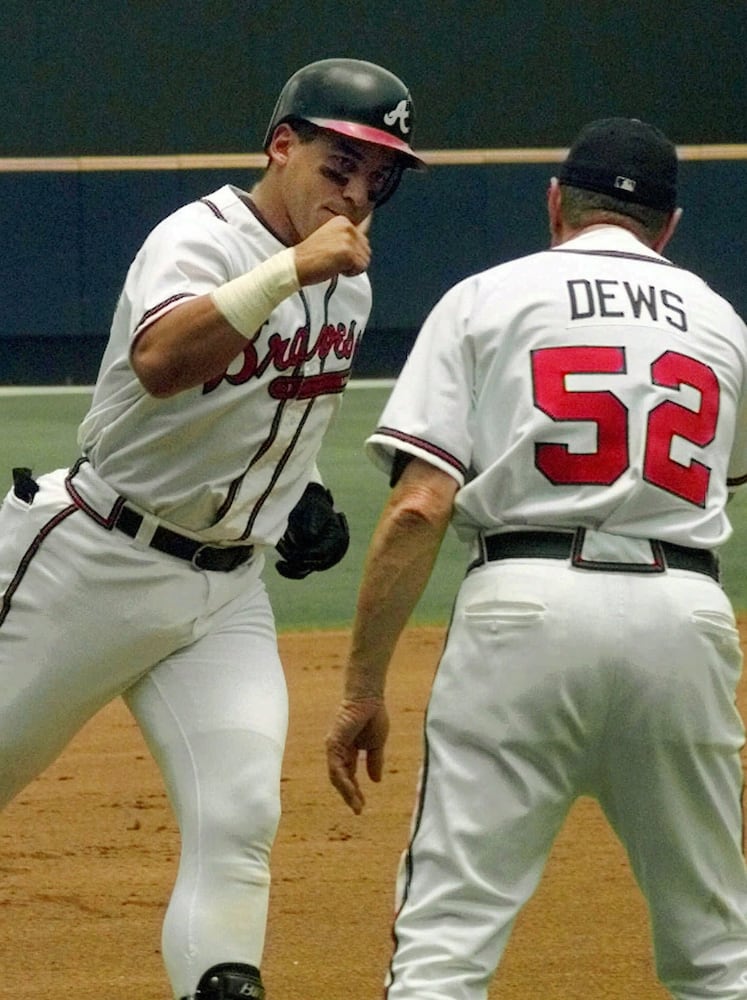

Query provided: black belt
[470,530,719,582]
[115,505,254,572]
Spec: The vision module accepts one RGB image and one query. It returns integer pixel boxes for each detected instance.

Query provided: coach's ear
[653,207,683,254]
[547,177,564,247]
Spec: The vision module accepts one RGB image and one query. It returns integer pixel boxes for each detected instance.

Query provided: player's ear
[652,206,682,254]
[267,123,295,166]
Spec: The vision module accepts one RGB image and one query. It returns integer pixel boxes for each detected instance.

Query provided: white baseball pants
[0,468,288,998]
[386,557,747,1000]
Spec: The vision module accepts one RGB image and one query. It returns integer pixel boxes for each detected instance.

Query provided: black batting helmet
[263,58,426,189]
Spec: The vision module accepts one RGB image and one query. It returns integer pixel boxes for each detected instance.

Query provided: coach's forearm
[344,463,456,699]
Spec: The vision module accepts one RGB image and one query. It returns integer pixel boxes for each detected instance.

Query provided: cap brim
[308,117,427,170]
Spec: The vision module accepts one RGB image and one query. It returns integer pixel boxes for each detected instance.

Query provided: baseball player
[0,59,424,1000]
[326,118,747,999]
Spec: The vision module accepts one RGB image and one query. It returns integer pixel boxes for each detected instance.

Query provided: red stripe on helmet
[307,117,426,168]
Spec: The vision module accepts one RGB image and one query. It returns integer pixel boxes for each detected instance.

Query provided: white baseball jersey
[375,224,747,999]
[78,183,371,544]
[367,225,747,549]
[0,183,373,998]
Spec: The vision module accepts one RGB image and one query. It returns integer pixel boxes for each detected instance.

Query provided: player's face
[280,128,400,239]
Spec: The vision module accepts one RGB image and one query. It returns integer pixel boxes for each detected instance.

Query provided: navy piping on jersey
[200,197,226,221]
[374,428,468,479]
[387,734,428,988]
[239,281,353,539]
[65,457,127,528]
[205,192,296,251]
[134,198,233,331]
[549,248,679,267]
[241,402,317,540]
[137,293,195,332]
[239,196,294,247]
[212,277,360,537]
[241,279,350,537]
[211,287,314,529]
[0,505,78,629]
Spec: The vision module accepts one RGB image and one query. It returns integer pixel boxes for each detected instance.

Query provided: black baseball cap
[558,117,678,211]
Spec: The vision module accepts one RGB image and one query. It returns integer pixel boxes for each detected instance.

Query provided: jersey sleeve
[126,210,236,341]
[366,278,477,486]
[727,316,747,491]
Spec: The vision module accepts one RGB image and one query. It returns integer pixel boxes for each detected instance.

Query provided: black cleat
[190,963,265,1000]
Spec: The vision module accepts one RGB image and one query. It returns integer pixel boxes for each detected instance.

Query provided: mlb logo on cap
[614,176,637,193]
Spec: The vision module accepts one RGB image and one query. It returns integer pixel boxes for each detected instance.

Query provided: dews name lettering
[567,279,688,332]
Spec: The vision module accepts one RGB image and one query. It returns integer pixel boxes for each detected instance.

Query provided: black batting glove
[275,483,350,580]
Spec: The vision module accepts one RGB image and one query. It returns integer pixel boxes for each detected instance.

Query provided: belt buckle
[191,543,212,571]
[190,542,252,572]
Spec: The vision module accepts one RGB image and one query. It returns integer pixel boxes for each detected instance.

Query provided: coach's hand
[326,697,390,814]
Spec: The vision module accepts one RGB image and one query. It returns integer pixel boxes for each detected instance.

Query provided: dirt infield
[2,622,746,1000]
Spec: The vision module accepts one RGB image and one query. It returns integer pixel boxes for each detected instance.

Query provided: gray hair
[559,184,671,242]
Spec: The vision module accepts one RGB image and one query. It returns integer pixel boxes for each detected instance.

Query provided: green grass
[2,386,747,631]
[0,393,93,471]
[268,385,468,630]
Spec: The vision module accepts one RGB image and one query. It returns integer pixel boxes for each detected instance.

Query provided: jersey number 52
[531,345,719,507]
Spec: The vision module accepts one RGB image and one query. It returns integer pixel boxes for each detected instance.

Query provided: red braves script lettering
[203,321,359,394]
[567,280,687,331]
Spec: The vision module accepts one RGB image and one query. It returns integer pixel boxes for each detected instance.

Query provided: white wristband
[210,248,300,339]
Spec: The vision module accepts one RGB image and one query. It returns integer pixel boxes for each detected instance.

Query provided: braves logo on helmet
[262,58,425,205]
[384,99,412,135]
[264,59,424,165]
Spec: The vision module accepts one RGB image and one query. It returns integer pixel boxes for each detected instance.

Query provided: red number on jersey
[644,350,719,505]
[532,346,628,486]
[531,346,719,506]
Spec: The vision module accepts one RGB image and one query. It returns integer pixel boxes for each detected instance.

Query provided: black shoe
[188,963,265,1000]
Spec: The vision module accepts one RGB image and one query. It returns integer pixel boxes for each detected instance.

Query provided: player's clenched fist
[325,696,389,815]
[294,215,371,285]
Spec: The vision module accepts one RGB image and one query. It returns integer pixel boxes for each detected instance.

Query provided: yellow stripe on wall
[0,145,745,172]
